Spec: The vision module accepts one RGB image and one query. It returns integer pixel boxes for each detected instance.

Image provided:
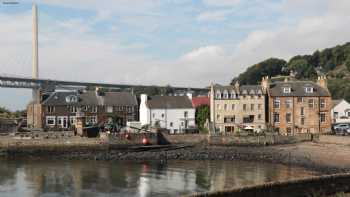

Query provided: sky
[1,0,350,110]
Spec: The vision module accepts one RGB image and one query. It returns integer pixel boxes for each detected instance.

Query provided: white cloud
[3,0,350,110]
[202,0,241,7]
[197,9,232,22]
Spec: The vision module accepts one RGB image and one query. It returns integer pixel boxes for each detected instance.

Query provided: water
[0,159,319,197]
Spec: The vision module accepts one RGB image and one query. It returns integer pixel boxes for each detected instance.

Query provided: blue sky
[1,0,350,110]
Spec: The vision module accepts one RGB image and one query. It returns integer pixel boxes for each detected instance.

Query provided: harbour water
[0,159,320,197]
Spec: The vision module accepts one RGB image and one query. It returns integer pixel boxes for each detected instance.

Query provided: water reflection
[0,159,319,197]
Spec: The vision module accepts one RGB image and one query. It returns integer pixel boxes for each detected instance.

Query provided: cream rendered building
[210,82,266,134]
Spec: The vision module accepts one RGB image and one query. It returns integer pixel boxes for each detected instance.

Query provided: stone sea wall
[181,173,350,197]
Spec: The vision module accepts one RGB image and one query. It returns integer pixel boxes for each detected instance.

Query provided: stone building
[209,82,266,134]
[264,76,332,135]
[27,90,138,130]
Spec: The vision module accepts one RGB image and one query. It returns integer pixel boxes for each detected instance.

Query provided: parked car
[333,124,350,135]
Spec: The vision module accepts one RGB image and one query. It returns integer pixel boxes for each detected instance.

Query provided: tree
[195,105,210,133]
[232,58,286,85]
[287,58,317,79]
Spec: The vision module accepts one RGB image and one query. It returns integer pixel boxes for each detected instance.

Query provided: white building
[140,94,195,133]
[332,99,350,123]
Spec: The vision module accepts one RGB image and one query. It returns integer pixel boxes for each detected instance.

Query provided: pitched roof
[147,96,193,109]
[192,96,210,108]
[42,91,137,106]
[332,99,343,108]
[268,81,330,97]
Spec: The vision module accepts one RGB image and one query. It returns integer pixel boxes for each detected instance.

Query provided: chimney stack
[317,75,328,89]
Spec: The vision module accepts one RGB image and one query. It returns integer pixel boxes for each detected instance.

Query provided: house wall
[140,94,150,126]
[212,95,266,133]
[42,105,137,129]
[331,100,350,123]
[269,96,332,135]
[149,108,195,133]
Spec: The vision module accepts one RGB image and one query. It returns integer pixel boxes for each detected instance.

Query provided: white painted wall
[139,94,195,133]
[332,99,350,123]
[140,94,150,126]
[149,108,195,133]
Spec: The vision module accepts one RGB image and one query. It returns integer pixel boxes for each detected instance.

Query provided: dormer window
[230,91,236,99]
[283,87,291,94]
[223,90,229,99]
[216,91,221,99]
[305,87,313,93]
[65,95,78,103]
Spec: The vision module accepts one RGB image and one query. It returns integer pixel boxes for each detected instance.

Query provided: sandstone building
[264,76,332,135]
[209,82,266,133]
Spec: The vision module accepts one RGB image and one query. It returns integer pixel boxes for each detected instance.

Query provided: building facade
[139,94,195,133]
[27,90,138,130]
[331,99,350,123]
[210,82,266,134]
[265,76,332,135]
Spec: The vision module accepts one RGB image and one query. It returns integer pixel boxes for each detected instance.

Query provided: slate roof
[268,81,330,97]
[42,91,137,106]
[147,96,193,109]
[213,84,263,95]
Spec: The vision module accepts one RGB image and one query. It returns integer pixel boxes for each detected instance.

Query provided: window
[301,117,305,125]
[320,99,326,108]
[86,116,97,124]
[243,115,254,123]
[334,112,339,119]
[224,104,227,110]
[300,107,304,116]
[181,122,184,126]
[273,113,280,123]
[82,105,89,111]
[217,104,220,110]
[231,104,235,110]
[47,106,55,113]
[216,91,221,99]
[320,113,326,123]
[258,114,262,120]
[243,104,247,111]
[258,104,262,110]
[161,113,165,118]
[274,98,280,108]
[224,116,235,123]
[297,97,303,103]
[231,92,236,99]
[305,87,313,93]
[216,114,220,121]
[184,111,188,118]
[152,113,155,118]
[70,106,77,113]
[251,104,254,111]
[69,116,76,125]
[46,116,55,126]
[106,106,113,113]
[287,128,292,135]
[170,122,173,127]
[223,91,229,99]
[286,113,292,123]
[308,99,314,108]
[285,99,292,108]
[283,87,291,93]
